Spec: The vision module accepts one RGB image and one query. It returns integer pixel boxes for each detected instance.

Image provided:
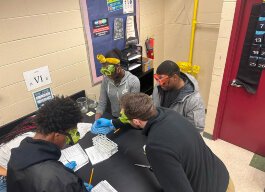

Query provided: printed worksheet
[59,143,89,171]
[92,180,118,192]
[85,146,110,165]
[77,122,92,139]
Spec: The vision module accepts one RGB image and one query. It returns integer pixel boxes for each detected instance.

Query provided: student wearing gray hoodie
[95,49,140,120]
[152,60,205,132]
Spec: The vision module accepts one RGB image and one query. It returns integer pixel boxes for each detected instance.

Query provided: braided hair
[0,116,37,145]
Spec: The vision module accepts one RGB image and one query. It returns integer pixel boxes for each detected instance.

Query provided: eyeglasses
[100,65,116,76]
[59,128,80,145]
[154,74,170,86]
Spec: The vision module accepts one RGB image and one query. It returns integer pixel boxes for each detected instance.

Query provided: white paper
[0,132,35,168]
[123,0,134,14]
[77,123,92,139]
[59,143,89,171]
[92,180,118,192]
[23,66,52,91]
[126,16,136,39]
[85,146,110,165]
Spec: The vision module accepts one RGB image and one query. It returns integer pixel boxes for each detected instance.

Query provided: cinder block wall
[0,0,98,126]
[139,0,165,68]
[163,0,223,106]
[0,0,165,126]
[205,0,236,135]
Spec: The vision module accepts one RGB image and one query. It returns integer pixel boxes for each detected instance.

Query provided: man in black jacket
[92,93,234,192]
[7,96,91,192]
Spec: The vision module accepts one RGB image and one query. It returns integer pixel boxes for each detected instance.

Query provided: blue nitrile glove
[64,161,77,170]
[91,118,115,134]
[84,182,93,191]
[94,118,113,127]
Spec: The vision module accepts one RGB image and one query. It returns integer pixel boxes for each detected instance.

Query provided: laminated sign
[93,18,110,37]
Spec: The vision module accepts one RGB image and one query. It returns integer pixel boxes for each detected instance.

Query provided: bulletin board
[80,0,140,85]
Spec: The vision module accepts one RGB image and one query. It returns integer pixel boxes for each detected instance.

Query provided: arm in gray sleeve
[130,76,140,93]
[96,78,108,115]
[152,86,161,107]
[185,96,205,132]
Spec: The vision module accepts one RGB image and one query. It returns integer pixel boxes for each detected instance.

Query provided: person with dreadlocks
[0,116,37,192]
[7,96,93,192]
[153,60,205,132]
[95,48,140,120]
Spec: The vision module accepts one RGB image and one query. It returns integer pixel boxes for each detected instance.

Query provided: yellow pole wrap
[188,0,199,64]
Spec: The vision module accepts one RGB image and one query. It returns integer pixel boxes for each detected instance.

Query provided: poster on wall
[114,18,124,40]
[126,15,137,39]
[107,0,123,12]
[32,87,53,109]
[93,18,110,37]
[80,0,139,85]
[123,0,134,14]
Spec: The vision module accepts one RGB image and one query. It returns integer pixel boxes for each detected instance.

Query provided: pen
[114,128,120,134]
[134,163,153,171]
[64,154,70,163]
[89,168,94,185]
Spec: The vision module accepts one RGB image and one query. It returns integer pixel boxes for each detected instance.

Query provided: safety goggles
[119,110,130,124]
[59,128,80,145]
[100,65,116,76]
[154,74,170,86]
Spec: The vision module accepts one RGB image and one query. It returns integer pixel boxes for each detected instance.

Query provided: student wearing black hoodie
[7,96,91,192]
[92,93,234,192]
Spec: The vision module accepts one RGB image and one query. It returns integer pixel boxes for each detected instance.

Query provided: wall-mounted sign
[32,87,53,109]
[126,16,137,39]
[107,0,123,12]
[114,18,124,40]
[93,18,110,38]
[23,66,52,91]
[123,0,134,14]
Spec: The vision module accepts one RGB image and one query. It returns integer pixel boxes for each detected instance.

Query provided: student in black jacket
[91,93,234,192]
[7,96,92,192]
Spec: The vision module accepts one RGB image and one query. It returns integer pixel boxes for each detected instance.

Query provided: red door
[214,0,265,156]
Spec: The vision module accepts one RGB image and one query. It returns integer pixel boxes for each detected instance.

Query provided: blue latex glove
[64,161,77,170]
[91,118,115,134]
[84,182,93,191]
[94,118,113,127]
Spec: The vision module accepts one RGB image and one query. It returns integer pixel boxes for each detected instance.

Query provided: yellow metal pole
[188,0,199,64]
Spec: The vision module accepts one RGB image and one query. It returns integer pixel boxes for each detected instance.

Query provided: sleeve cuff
[112,118,125,128]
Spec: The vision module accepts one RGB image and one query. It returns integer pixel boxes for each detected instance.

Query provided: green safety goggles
[119,111,130,124]
[59,128,80,145]
[100,65,116,76]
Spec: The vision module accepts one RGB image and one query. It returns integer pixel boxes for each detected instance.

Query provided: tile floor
[204,138,265,192]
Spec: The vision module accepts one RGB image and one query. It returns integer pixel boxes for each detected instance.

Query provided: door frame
[213,0,248,140]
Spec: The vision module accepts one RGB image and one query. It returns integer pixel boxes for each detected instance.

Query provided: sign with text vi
[23,66,52,91]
